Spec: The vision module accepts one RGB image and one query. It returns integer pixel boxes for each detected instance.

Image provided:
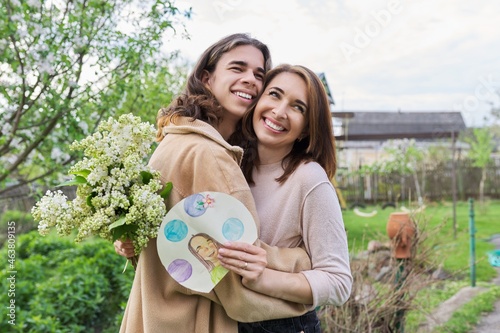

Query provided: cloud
[166,0,500,126]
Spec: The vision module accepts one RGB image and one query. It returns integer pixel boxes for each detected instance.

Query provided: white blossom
[51,147,63,160]
[10,14,23,22]
[31,190,73,236]
[10,137,21,149]
[32,113,168,256]
[2,122,12,136]
[50,146,69,163]
[26,0,41,8]
[31,23,44,37]
[78,120,89,134]
[38,59,54,75]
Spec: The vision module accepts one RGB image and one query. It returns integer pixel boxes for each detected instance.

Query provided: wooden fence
[0,185,76,215]
[1,160,500,214]
[336,160,500,207]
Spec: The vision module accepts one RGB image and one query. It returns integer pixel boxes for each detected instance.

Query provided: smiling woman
[219,64,352,332]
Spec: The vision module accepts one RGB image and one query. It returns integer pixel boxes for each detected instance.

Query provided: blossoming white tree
[0,0,189,197]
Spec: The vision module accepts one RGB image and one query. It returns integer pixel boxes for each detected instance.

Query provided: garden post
[394,258,407,333]
[387,212,415,333]
[469,198,476,287]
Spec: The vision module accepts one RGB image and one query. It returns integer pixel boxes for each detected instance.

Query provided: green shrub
[0,231,134,332]
[0,210,37,246]
[15,231,74,260]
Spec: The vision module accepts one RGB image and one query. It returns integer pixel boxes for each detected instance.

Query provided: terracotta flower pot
[387,212,415,259]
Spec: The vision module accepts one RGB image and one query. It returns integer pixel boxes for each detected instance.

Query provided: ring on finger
[243,261,248,269]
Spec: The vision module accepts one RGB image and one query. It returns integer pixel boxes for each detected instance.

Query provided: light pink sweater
[251,161,353,307]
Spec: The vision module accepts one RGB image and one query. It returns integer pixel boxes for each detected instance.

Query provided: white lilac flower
[85,164,108,186]
[31,190,74,236]
[33,113,167,256]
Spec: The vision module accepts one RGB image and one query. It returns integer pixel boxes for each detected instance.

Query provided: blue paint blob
[184,193,207,217]
[222,218,245,241]
[167,259,192,282]
[164,219,188,242]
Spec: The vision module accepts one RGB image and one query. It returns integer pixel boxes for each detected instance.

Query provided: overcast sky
[165,0,500,127]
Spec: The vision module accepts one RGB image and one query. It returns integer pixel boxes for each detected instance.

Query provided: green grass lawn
[340,199,500,332]
[343,199,500,282]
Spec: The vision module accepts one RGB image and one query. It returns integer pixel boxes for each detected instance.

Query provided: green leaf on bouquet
[140,171,153,184]
[109,216,127,230]
[57,175,88,187]
[70,169,91,178]
[86,192,97,209]
[109,217,139,242]
[160,182,173,199]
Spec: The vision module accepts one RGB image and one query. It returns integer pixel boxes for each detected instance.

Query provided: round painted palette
[157,192,257,293]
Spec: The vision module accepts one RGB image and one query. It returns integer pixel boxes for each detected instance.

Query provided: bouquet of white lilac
[31,113,171,267]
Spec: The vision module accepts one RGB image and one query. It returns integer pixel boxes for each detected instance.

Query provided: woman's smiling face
[252,72,308,162]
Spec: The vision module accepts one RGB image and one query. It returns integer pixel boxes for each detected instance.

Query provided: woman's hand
[219,241,314,304]
[114,239,135,258]
[218,242,268,289]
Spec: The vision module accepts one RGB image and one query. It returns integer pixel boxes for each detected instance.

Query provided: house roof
[333,111,466,141]
[318,72,335,105]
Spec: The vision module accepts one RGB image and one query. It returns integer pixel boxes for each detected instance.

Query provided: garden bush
[0,230,134,332]
[0,210,37,246]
